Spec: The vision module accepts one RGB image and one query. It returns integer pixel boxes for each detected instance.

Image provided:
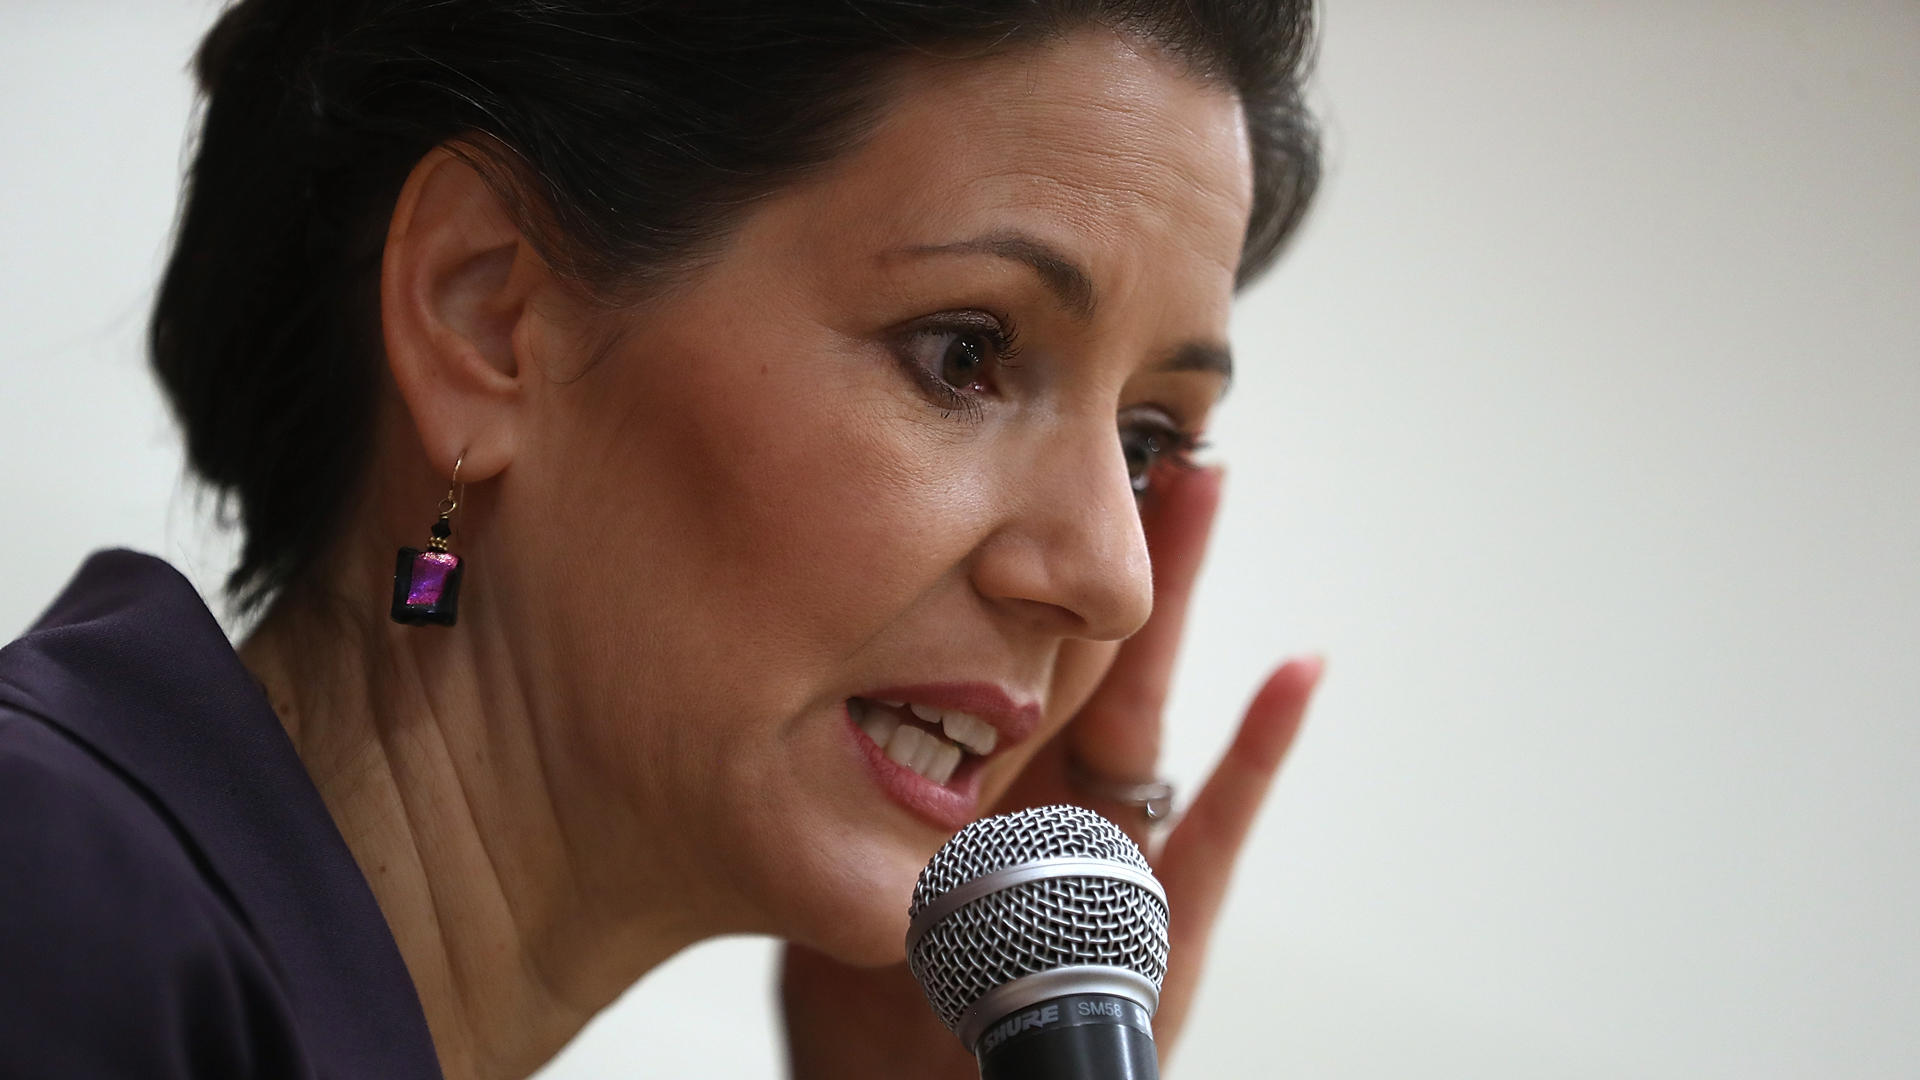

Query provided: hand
[781,465,1322,1078]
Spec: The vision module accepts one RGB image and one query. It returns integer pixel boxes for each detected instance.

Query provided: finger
[1160,656,1320,920]
[1152,655,1322,1046]
[1068,464,1223,778]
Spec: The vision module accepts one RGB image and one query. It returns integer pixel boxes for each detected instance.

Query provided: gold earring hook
[437,453,465,518]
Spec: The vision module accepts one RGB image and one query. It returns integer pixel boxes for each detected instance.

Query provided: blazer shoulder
[0,705,309,1079]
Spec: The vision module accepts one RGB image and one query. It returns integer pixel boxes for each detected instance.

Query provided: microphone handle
[975,993,1159,1080]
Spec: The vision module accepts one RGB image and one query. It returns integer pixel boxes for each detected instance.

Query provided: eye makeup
[888,309,1021,419]
[884,306,1207,497]
[1116,403,1204,496]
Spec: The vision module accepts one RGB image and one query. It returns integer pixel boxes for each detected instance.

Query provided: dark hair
[152,0,1319,610]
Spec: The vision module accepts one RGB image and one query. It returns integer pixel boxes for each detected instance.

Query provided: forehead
[788,29,1254,306]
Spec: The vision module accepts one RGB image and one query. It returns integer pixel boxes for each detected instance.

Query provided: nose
[968,420,1154,642]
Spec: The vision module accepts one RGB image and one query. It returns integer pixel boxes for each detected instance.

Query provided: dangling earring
[391,454,466,627]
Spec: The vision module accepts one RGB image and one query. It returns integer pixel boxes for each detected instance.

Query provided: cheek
[545,313,996,704]
[666,369,963,648]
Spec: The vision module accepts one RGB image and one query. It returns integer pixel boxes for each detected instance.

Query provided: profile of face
[376,28,1252,969]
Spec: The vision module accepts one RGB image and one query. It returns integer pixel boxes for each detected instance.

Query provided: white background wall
[2,2,1914,1077]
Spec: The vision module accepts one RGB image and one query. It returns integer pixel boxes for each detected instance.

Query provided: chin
[705,696,1019,965]
[740,800,947,968]
[810,906,917,968]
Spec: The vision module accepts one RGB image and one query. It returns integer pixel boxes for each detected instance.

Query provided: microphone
[906,805,1169,1079]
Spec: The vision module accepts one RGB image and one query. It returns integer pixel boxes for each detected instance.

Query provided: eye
[932,332,992,391]
[1118,406,1200,496]
[891,311,1016,406]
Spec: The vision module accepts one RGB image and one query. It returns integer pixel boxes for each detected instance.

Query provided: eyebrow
[903,233,1097,319]
[1158,341,1234,385]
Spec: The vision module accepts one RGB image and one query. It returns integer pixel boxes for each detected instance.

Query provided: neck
[240,561,704,1080]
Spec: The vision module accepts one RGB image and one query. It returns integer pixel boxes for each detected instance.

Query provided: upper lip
[852,681,1043,754]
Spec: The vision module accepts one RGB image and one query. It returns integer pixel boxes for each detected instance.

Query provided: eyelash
[1118,408,1205,497]
[890,310,1021,420]
[888,310,1203,496]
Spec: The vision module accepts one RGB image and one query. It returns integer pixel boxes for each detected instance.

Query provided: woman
[0,1,1321,1077]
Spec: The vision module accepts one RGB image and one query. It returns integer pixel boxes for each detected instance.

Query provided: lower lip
[845,704,985,831]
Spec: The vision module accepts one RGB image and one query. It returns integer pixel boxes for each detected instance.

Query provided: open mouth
[849,697,999,787]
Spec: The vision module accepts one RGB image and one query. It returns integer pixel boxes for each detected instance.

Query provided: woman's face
[494,29,1252,962]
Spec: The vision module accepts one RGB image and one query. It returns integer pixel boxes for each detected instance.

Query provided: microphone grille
[908,804,1153,916]
[907,805,1169,1034]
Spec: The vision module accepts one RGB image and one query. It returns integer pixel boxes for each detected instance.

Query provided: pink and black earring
[391,455,466,627]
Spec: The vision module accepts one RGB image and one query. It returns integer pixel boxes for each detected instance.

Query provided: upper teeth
[852,699,999,786]
[909,703,999,756]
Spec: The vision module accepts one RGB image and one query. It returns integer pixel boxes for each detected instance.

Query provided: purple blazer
[0,551,441,1079]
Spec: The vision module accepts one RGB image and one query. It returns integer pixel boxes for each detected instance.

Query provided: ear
[381,145,544,484]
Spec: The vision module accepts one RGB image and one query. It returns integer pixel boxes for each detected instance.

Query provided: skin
[240,27,1320,1080]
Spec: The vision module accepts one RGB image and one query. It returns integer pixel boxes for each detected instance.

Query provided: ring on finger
[1067,755,1176,823]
